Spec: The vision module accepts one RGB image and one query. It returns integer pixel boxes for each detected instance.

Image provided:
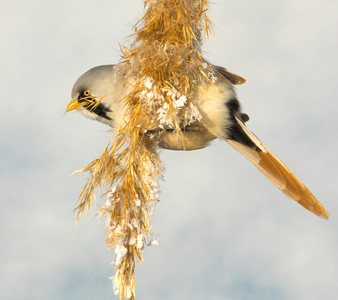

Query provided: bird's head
[66,65,127,128]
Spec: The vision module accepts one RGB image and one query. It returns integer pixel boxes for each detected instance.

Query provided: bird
[67,64,330,219]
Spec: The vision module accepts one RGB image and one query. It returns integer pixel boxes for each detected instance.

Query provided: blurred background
[1,0,337,299]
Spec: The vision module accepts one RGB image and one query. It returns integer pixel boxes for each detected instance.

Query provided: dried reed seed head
[140,0,210,41]
[123,0,212,81]
[74,2,213,299]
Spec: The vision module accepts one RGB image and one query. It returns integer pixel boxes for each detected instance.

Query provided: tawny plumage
[227,117,329,219]
[67,64,330,220]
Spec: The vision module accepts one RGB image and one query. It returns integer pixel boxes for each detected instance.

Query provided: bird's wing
[212,65,246,85]
[226,116,329,219]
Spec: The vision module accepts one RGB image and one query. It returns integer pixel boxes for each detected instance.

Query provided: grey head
[67,64,127,128]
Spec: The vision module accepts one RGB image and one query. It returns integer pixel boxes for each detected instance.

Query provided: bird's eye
[83,89,91,97]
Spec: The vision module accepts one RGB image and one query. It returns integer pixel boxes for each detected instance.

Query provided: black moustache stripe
[90,103,112,120]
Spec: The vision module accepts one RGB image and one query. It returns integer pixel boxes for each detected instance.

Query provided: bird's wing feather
[226,116,329,219]
[212,65,246,85]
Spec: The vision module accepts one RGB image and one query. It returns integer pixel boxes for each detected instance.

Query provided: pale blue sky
[1,1,337,299]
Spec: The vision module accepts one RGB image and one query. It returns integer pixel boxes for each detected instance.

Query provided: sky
[1,0,338,299]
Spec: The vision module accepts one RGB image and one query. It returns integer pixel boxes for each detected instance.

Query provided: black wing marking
[226,98,259,151]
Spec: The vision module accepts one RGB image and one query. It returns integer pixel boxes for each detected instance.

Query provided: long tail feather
[227,117,329,219]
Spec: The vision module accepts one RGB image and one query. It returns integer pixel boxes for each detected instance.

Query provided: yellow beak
[66,100,82,112]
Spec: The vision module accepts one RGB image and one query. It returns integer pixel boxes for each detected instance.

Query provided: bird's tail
[226,117,330,219]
